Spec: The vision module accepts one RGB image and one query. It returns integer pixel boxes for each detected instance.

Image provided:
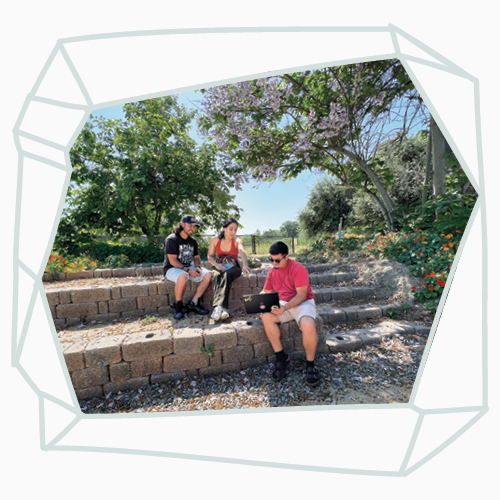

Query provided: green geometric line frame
[11,25,488,475]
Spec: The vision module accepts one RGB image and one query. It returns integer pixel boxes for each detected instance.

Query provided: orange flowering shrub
[311,228,461,303]
[45,253,98,275]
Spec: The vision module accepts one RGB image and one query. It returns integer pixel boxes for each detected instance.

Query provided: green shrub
[77,241,163,265]
[103,254,132,268]
[306,229,459,304]
[380,230,458,276]
[197,237,210,260]
[392,190,476,234]
[55,234,217,267]
[386,308,402,318]
[315,233,369,255]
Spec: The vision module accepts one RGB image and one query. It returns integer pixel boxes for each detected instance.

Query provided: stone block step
[68,314,326,400]
[312,285,372,304]
[325,320,431,353]
[308,271,358,285]
[46,268,362,329]
[44,260,353,283]
[316,302,405,324]
[70,313,430,400]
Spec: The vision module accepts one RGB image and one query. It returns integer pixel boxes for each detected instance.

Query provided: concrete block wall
[43,264,166,282]
[46,264,358,329]
[65,316,326,400]
[43,262,342,282]
[47,275,265,329]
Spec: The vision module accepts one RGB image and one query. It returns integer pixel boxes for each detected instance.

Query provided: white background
[2,1,497,498]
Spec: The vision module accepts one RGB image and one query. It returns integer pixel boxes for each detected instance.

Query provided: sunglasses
[269,256,286,264]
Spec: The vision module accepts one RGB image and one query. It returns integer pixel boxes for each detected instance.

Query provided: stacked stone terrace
[45,263,430,400]
[45,263,360,330]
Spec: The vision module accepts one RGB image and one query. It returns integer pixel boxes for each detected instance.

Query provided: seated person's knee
[300,315,316,331]
[177,272,188,283]
[262,312,275,324]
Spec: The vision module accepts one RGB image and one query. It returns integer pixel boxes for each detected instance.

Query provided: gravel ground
[80,327,429,414]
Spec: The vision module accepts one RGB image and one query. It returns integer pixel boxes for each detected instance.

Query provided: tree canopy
[62,96,239,249]
[279,220,300,238]
[350,134,427,230]
[297,133,476,236]
[198,59,428,230]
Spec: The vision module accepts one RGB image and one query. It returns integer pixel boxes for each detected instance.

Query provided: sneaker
[220,308,230,321]
[172,301,186,320]
[211,305,223,321]
[187,299,209,315]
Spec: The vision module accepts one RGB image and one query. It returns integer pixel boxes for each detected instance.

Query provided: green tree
[63,96,239,249]
[349,132,476,233]
[298,178,354,237]
[262,228,281,237]
[350,134,428,230]
[279,220,300,237]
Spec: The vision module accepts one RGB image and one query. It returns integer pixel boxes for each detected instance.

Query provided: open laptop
[243,292,280,314]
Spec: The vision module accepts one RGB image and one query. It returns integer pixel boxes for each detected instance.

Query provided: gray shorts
[276,299,316,329]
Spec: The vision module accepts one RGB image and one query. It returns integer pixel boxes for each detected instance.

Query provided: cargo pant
[211,265,242,309]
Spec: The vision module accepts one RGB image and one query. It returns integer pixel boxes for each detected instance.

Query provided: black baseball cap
[181,215,199,225]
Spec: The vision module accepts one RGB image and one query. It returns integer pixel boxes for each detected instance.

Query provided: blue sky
[92,91,327,235]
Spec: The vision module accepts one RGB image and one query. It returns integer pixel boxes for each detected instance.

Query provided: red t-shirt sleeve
[263,270,274,291]
[292,263,310,289]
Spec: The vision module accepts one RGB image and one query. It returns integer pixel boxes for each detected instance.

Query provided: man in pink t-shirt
[261,241,320,387]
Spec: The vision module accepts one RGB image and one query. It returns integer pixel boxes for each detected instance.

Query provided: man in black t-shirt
[164,215,211,320]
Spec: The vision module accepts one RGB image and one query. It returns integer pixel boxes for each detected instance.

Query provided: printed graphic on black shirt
[178,243,194,265]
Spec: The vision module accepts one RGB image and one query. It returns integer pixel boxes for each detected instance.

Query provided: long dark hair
[174,223,184,235]
[218,217,238,239]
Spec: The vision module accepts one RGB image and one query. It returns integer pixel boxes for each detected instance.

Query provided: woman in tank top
[207,218,251,321]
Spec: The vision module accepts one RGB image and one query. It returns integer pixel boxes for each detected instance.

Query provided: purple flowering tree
[198,59,428,231]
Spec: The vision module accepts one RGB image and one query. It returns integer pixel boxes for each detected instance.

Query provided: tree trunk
[366,190,393,232]
[431,115,447,198]
[332,147,394,231]
[422,125,433,213]
[140,226,154,244]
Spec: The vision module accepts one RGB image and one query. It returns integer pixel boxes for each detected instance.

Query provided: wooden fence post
[251,235,256,254]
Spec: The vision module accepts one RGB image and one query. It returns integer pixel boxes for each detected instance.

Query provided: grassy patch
[142,315,159,325]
